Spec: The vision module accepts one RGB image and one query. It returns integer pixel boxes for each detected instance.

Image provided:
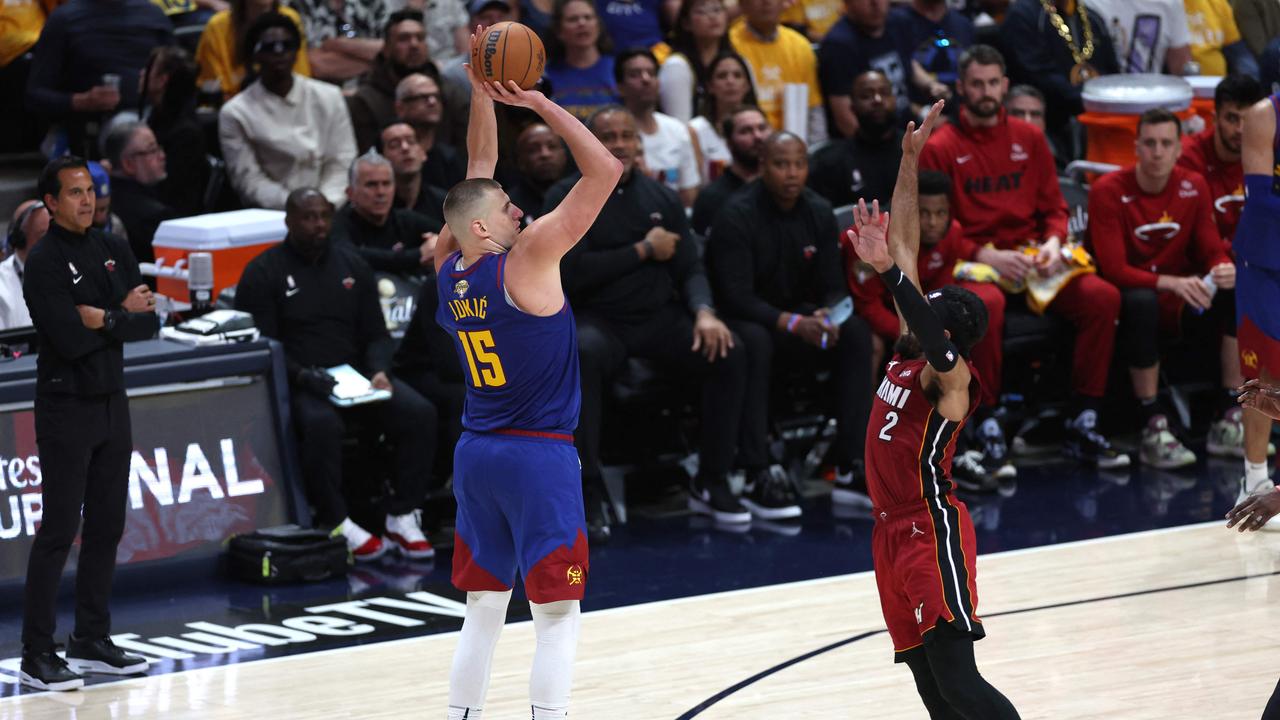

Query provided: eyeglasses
[254,39,299,55]
[402,92,442,104]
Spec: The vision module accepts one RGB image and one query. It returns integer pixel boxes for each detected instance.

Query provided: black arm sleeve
[879,264,959,372]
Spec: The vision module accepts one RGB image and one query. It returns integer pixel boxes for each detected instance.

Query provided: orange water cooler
[152,209,286,300]
[1077,74,1196,169]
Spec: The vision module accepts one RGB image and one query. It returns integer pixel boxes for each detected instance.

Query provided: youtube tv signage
[0,379,293,583]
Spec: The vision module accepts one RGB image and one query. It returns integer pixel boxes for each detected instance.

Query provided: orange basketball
[471,22,546,91]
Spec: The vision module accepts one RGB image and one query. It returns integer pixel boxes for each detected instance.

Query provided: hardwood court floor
[1,522,1277,719]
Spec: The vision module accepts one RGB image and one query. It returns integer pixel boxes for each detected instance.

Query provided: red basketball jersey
[865,355,981,509]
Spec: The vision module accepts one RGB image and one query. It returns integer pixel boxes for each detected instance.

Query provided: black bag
[227,525,349,584]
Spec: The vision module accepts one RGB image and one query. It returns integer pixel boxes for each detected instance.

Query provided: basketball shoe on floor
[1208,407,1277,457]
[65,635,149,675]
[689,473,751,524]
[385,511,435,559]
[19,648,83,691]
[1140,415,1197,469]
[1063,409,1131,469]
[339,518,388,561]
[978,417,1016,480]
[741,465,802,520]
[952,450,999,493]
[832,463,872,508]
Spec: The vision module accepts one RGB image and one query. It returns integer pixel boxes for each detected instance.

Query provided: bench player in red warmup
[848,100,1022,720]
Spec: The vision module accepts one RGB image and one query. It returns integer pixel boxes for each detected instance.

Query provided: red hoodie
[1178,126,1245,244]
[842,219,978,339]
[920,108,1068,250]
[1088,164,1230,289]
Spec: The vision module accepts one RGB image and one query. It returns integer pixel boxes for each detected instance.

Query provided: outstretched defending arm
[886,100,944,336]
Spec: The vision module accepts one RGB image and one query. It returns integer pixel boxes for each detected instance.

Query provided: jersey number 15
[457,330,508,388]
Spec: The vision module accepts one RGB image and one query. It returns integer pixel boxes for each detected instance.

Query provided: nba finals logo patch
[454,279,470,298]
[342,277,355,290]
[567,565,584,586]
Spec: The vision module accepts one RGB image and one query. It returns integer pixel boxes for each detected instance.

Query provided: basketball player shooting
[846,99,1022,720]
[434,44,623,720]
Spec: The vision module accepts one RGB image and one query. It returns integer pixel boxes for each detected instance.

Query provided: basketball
[471,22,545,91]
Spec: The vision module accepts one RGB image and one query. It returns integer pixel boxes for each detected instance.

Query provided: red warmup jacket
[1088,165,1230,289]
[842,219,979,339]
[920,109,1068,250]
[1178,126,1245,243]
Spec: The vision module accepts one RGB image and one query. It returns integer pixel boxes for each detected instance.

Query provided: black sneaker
[832,462,872,508]
[977,416,1016,480]
[19,648,84,691]
[688,473,751,523]
[951,449,999,493]
[1063,409,1131,469]
[65,635,149,675]
[741,466,802,520]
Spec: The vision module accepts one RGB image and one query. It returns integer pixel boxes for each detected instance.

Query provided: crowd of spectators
[3,0,1280,548]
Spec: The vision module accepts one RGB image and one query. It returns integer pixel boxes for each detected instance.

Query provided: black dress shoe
[19,648,84,691]
[66,635,149,675]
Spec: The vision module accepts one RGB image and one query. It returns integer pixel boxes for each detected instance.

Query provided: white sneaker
[1140,415,1196,469]
[384,511,435,559]
[1209,407,1277,457]
[340,518,388,562]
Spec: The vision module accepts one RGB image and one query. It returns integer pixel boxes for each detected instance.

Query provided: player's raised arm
[434,53,498,272]
[884,100,944,334]
[481,80,623,263]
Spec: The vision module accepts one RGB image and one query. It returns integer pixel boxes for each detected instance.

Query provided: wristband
[786,314,800,333]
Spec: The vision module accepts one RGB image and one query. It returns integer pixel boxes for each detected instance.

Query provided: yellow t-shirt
[728,21,823,131]
[0,0,51,67]
[779,0,841,39]
[195,6,312,100]
[1184,0,1241,75]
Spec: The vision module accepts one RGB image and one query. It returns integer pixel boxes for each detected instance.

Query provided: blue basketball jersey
[1235,94,1280,270]
[435,251,581,435]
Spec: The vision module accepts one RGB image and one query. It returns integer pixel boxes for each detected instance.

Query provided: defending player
[847,99,1022,720]
[435,59,623,720]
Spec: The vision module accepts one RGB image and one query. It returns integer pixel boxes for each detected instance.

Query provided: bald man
[707,131,875,510]
[1,200,49,329]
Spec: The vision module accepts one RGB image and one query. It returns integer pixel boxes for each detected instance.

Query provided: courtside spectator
[418,0,469,65]
[842,170,1012,479]
[382,121,449,227]
[349,11,468,153]
[25,0,173,158]
[808,70,903,209]
[549,105,749,538]
[1003,0,1118,141]
[102,122,179,266]
[688,54,757,182]
[195,0,311,100]
[87,162,129,243]
[1231,0,1280,59]
[921,45,1127,469]
[235,188,436,561]
[0,201,49,329]
[1089,109,1239,467]
[521,0,555,36]
[894,0,974,89]
[819,0,926,137]
[616,48,702,205]
[291,0,388,82]
[691,105,770,235]
[219,12,357,210]
[1004,84,1067,169]
[1185,0,1260,77]
[658,0,732,122]
[729,0,826,142]
[505,122,570,228]
[332,149,438,275]
[1178,74,1266,244]
[707,132,874,509]
[394,73,467,189]
[544,0,619,121]
[1090,0,1193,74]
[0,0,51,152]
[599,0,663,51]
[779,0,842,41]
[139,46,209,217]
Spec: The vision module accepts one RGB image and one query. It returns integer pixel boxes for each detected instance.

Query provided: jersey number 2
[458,330,508,388]
[878,411,899,441]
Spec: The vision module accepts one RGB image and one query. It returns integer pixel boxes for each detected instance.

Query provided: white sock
[447,590,512,717]
[529,599,581,719]
[1246,459,1272,487]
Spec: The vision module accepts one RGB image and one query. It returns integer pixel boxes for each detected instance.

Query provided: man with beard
[504,123,569,229]
[1179,75,1266,246]
[235,188,437,561]
[616,48,701,206]
[394,72,467,190]
[347,10,467,153]
[809,70,902,210]
[708,132,874,511]
[921,44,1127,470]
[332,149,439,277]
[101,121,179,266]
[382,120,449,227]
[691,106,771,236]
